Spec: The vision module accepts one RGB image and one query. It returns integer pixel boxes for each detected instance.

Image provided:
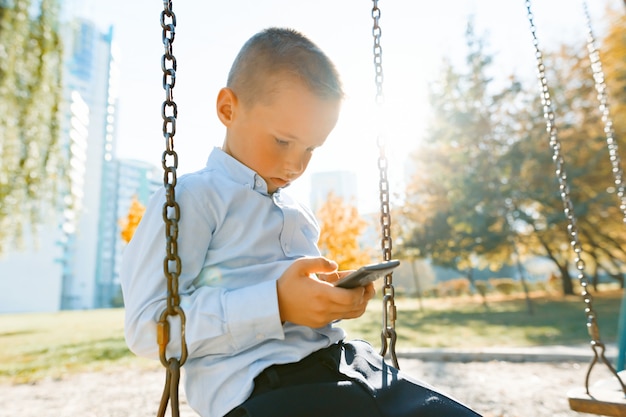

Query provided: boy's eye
[275,138,289,146]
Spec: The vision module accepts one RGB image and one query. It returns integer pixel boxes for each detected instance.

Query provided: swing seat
[568,370,626,417]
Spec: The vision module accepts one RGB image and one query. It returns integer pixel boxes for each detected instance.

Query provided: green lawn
[343,291,623,348]
[0,290,623,384]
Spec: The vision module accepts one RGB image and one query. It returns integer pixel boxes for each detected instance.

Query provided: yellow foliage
[119,195,146,244]
[316,192,371,270]
[601,10,626,139]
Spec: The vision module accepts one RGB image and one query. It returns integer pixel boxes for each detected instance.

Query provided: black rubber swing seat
[568,370,626,417]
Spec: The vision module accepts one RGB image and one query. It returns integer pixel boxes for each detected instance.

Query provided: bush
[437,278,471,297]
[489,278,520,295]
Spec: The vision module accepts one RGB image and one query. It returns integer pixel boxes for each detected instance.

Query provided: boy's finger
[296,256,338,274]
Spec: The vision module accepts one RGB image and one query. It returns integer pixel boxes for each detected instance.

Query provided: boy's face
[218,78,340,194]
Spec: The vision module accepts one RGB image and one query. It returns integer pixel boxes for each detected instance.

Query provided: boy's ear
[216,87,237,126]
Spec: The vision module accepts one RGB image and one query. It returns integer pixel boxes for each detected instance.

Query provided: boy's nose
[285,154,306,176]
[285,164,303,178]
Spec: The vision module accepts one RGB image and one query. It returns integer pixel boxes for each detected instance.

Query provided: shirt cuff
[225,279,284,351]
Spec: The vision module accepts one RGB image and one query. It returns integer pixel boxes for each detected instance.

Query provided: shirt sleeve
[120,179,285,361]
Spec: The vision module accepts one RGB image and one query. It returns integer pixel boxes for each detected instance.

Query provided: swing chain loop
[157,1,187,416]
[582,1,626,222]
[525,0,624,396]
[371,0,398,369]
[371,1,384,106]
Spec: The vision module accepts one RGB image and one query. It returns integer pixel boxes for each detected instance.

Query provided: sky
[67,0,616,212]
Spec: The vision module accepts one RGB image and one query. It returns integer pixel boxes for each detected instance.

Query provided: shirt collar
[207,147,273,195]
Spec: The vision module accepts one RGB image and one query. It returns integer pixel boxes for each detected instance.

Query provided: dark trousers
[224,340,482,417]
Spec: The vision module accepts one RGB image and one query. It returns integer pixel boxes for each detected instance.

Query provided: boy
[121,27,481,417]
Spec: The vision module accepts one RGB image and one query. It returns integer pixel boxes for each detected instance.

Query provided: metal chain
[156,1,187,416]
[582,0,626,223]
[371,0,398,369]
[525,0,625,396]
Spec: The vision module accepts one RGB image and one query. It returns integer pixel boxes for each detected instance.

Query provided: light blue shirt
[121,147,345,417]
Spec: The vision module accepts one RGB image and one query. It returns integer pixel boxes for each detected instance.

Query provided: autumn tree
[119,195,146,244]
[601,8,626,139]
[399,20,522,287]
[400,12,626,296]
[317,192,372,270]
[504,13,626,294]
[0,0,65,254]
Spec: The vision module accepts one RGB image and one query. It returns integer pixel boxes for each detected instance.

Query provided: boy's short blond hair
[227,27,344,106]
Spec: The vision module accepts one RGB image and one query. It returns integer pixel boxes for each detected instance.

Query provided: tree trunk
[515,256,534,315]
[409,259,424,312]
[591,267,599,292]
[536,233,575,295]
[465,268,489,311]
[558,262,575,295]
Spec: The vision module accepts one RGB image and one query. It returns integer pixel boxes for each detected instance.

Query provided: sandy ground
[0,357,609,417]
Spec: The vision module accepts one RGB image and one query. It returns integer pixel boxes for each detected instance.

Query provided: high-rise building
[59,19,120,310]
[95,159,161,308]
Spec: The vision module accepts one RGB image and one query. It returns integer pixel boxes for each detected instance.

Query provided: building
[95,159,161,308]
[59,19,120,310]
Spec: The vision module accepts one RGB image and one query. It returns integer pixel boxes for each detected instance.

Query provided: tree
[316,192,372,271]
[506,30,626,294]
[601,8,626,140]
[399,20,521,283]
[0,0,65,255]
[119,196,146,244]
[400,13,626,296]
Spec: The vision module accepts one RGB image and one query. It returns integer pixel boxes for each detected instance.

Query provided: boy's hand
[276,257,375,328]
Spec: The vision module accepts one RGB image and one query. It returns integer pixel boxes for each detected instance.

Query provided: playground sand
[0,358,601,417]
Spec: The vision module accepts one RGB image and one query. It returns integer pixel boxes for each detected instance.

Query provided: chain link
[157,1,187,416]
[525,0,624,396]
[371,0,398,369]
[582,1,626,222]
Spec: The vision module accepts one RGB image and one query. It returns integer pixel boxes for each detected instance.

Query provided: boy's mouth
[271,177,290,188]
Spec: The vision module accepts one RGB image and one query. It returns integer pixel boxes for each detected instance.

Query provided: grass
[0,289,623,384]
[341,289,623,348]
[0,309,148,384]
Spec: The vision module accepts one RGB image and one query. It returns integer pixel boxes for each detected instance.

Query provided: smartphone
[333,260,400,289]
